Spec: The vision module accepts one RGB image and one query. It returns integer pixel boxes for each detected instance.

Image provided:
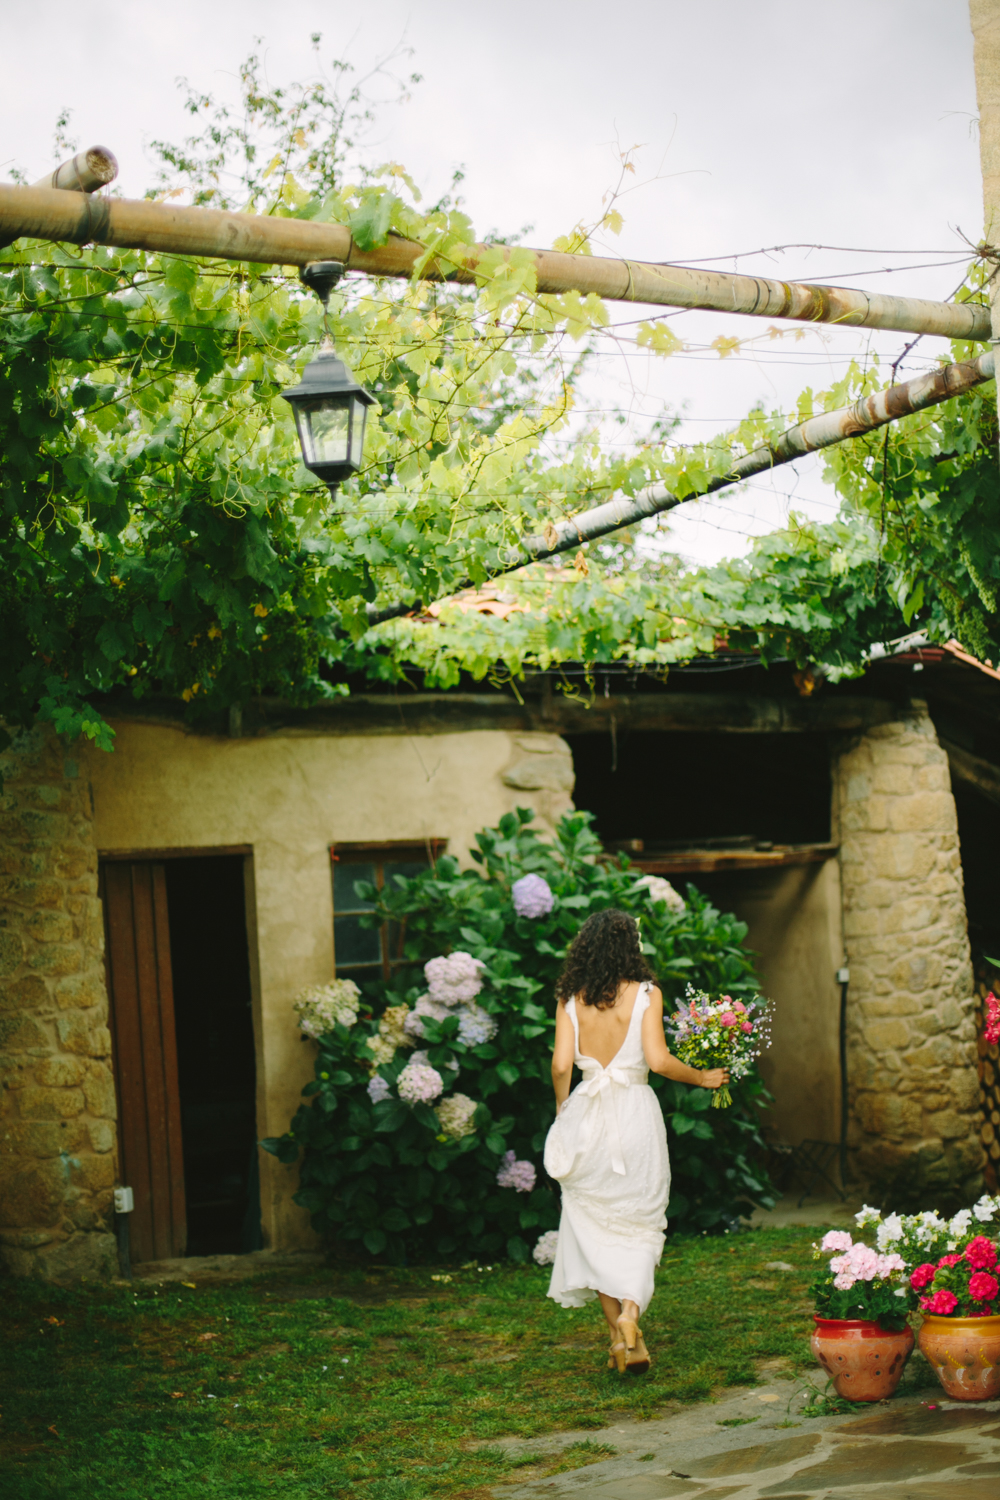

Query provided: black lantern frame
[281,261,376,495]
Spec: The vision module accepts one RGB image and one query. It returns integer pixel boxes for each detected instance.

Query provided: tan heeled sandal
[617,1316,651,1376]
[607,1336,627,1373]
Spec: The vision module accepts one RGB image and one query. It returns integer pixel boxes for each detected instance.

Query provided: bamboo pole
[0,182,989,342]
[970,0,1000,476]
[31,146,118,194]
[366,348,996,625]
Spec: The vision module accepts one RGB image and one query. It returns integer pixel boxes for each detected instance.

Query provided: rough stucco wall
[833,705,984,1205]
[80,720,573,1255]
[0,726,118,1280]
[700,860,843,1148]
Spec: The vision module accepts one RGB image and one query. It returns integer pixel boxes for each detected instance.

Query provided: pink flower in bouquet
[820,1230,853,1253]
[733,1000,746,1013]
[984,991,1000,1046]
[968,1271,1000,1302]
[741,1021,754,1034]
[964,1235,998,1271]
[938,1253,963,1268]
[909,1263,937,1290]
[720,1012,738,1028]
[920,1289,958,1316]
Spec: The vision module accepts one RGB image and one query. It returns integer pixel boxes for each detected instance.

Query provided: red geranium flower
[920,1289,958,1315]
[937,1253,963,1268]
[909,1263,937,1290]
[964,1236,999,1272]
[968,1271,1000,1303]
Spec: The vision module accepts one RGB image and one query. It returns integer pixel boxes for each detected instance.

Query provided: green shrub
[263,809,774,1262]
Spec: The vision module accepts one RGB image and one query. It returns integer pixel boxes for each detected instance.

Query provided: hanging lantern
[281,261,376,496]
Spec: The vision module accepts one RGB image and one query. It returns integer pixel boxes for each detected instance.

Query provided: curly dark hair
[555,908,655,1009]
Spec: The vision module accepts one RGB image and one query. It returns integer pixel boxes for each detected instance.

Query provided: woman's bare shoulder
[646,984,664,1009]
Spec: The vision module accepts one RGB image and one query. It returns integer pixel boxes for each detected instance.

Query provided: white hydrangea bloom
[364,1003,414,1071]
[636,874,686,914]
[404,994,451,1038]
[435,1093,479,1140]
[294,979,361,1039]
[533,1230,559,1266]
[456,1002,498,1047]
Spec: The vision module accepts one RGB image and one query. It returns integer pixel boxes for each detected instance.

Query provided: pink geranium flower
[937,1253,963,1268]
[964,1236,999,1271]
[920,1289,958,1316]
[968,1271,1000,1303]
[909,1263,936,1290]
[820,1230,853,1253]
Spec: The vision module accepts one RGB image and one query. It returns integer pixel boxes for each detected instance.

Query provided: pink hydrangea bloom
[964,1236,998,1271]
[496,1150,536,1193]
[424,952,485,1007]
[909,1262,937,1290]
[820,1230,853,1253]
[968,1271,999,1303]
[920,1289,958,1316]
[397,1059,444,1106]
[511,874,554,918]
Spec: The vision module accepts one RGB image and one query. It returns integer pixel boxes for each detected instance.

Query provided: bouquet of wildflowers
[811,1229,910,1330]
[666,986,771,1107]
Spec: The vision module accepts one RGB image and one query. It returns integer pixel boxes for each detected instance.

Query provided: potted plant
[912,1236,1000,1401]
[810,1231,914,1401]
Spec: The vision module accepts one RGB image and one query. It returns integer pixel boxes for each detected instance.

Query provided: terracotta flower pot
[811,1316,914,1401]
[917,1313,1000,1401]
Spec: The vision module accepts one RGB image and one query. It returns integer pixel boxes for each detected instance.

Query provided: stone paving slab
[487,1383,1000,1500]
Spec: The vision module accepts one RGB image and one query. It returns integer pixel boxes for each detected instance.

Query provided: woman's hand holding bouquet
[666,987,770,1108]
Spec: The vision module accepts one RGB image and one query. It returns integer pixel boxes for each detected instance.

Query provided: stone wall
[0,725,118,1279]
[833,704,985,1206]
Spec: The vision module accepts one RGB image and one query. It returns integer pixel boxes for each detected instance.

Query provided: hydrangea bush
[264,808,771,1263]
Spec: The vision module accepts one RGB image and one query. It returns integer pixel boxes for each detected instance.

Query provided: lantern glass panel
[349,396,368,467]
[298,398,350,467]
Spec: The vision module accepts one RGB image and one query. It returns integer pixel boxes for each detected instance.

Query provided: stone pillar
[0,725,118,1279]
[833,704,985,1207]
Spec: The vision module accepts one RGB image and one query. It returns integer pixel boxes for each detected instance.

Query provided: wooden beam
[632,842,838,875]
[0,182,989,341]
[941,735,1000,807]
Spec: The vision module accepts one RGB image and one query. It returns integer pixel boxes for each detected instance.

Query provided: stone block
[863,1018,911,1052]
[27,944,81,977]
[55,1015,110,1057]
[925,1109,970,1141]
[53,850,92,881]
[0,973,49,1011]
[72,1153,115,1194]
[34,1056,86,1088]
[871,763,917,796]
[82,1063,116,1119]
[0,876,63,910]
[908,1035,958,1071]
[854,1091,921,1139]
[23,910,75,945]
[859,995,919,1019]
[35,1230,117,1282]
[7,808,69,842]
[87,1120,114,1154]
[887,792,956,835]
[53,973,106,1011]
[19,1086,85,1120]
[0,1159,66,1228]
[502,753,574,793]
[0,930,25,976]
[0,1014,48,1051]
[1,1120,85,1158]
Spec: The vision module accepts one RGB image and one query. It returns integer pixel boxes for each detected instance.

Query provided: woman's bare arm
[551,1001,576,1111]
[641,987,729,1091]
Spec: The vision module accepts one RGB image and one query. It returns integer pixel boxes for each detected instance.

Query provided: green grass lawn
[0,1227,936,1500]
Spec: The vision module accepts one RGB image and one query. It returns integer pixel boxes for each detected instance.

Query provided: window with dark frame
[330,840,445,989]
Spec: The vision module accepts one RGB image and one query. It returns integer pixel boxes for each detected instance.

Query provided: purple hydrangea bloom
[512,874,554,918]
[367,1075,391,1104]
[424,952,485,1006]
[496,1149,536,1193]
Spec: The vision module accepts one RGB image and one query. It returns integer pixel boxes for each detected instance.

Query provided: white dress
[544,981,670,1315]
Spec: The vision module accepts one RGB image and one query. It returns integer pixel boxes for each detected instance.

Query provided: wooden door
[99,861,187,1262]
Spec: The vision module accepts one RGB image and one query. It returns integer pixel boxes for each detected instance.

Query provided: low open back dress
[544,981,670,1315]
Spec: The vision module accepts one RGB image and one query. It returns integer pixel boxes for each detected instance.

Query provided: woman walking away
[544,909,728,1375]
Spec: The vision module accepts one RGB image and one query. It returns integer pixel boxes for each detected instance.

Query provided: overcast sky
[0,0,984,564]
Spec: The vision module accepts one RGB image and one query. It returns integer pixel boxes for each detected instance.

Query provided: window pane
[336,966,384,999]
[334,861,376,912]
[382,860,427,889]
[334,913,381,967]
[301,400,349,465]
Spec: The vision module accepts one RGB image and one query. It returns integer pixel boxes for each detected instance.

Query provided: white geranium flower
[949,1208,973,1238]
[855,1204,881,1228]
[876,1214,903,1249]
[973,1194,998,1222]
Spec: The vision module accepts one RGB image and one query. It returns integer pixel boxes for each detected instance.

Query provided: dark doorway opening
[953,782,1000,968]
[164,856,261,1257]
[566,731,831,847]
